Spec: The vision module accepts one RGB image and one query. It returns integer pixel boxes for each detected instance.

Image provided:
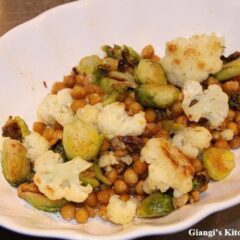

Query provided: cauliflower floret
[37,88,74,126]
[34,150,92,202]
[23,132,49,162]
[107,195,138,224]
[76,103,103,129]
[99,151,133,172]
[141,138,194,195]
[97,102,146,139]
[220,129,234,141]
[172,126,212,158]
[161,34,224,87]
[182,80,229,129]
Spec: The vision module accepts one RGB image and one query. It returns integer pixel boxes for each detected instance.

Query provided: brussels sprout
[137,192,174,218]
[101,45,140,69]
[2,116,29,140]
[18,183,67,212]
[192,174,208,191]
[1,139,31,187]
[93,162,112,185]
[161,120,184,133]
[214,59,240,81]
[99,77,136,94]
[79,172,100,188]
[229,92,240,111]
[134,59,167,85]
[136,84,180,108]
[203,147,235,181]
[76,55,101,75]
[63,119,103,161]
[102,91,120,106]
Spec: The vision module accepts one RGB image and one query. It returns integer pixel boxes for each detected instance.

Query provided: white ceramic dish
[0,0,240,239]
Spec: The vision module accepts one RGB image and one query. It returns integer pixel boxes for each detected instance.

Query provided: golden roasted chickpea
[114,179,129,194]
[135,180,144,195]
[214,139,230,150]
[145,108,157,123]
[33,121,46,135]
[51,81,65,94]
[87,93,102,105]
[63,75,76,88]
[96,189,112,205]
[71,85,87,99]
[133,160,148,175]
[84,192,97,208]
[141,45,154,59]
[75,207,89,223]
[106,169,118,183]
[123,168,139,186]
[71,99,86,113]
[60,204,76,221]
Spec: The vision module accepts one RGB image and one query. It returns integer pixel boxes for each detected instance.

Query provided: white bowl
[0,0,240,239]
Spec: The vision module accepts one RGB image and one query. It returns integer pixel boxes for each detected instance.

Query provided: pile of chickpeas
[30,44,240,224]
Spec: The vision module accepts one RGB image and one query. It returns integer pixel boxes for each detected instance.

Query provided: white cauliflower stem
[23,132,49,162]
[37,88,74,126]
[161,34,224,87]
[107,195,138,224]
[182,80,229,129]
[172,126,212,158]
[141,138,194,195]
[97,102,146,139]
[34,150,92,202]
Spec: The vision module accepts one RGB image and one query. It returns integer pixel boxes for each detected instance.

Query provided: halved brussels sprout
[137,192,174,218]
[203,147,235,181]
[63,119,103,161]
[2,116,29,140]
[1,139,31,187]
[192,174,208,191]
[136,84,180,108]
[134,59,167,85]
[93,162,112,185]
[214,59,240,81]
[76,55,101,75]
[18,182,67,212]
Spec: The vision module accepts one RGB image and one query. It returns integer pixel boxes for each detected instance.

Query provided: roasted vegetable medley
[1,33,240,225]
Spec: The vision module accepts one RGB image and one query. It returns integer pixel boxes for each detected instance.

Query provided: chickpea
[106,169,118,183]
[114,162,126,174]
[97,189,112,205]
[172,194,189,209]
[42,127,55,142]
[100,139,110,151]
[119,194,130,202]
[114,179,129,194]
[114,149,128,157]
[85,84,103,95]
[128,102,143,115]
[51,81,65,94]
[60,204,76,221]
[227,122,239,136]
[134,194,146,202]
[84,205,96,218]
[133,160,148,175]
[155,128,169,139]
[234,111,240,124]
[170,102,183,116]
[214,139,230,150]
[84,192,97,207]
[189,191,200,203]
[33,121,45,135]
[176,115,188,126]
[71,99,86,113]
[141,44,154,59]
[75,207,89,223]
[229,137,240,149]
[145,108,157,123]
[124,97,135,109]
[97,205,107,220]
[222,80,239,94]
[123,168,139,186]
[227,109,236,121]
[87,93,102,105]
[191,158,203,172]
[75,74,85,85]
[71,85,87,99]
[135,180,144,195]
[206,76,220,86]
[63,75,76,88]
